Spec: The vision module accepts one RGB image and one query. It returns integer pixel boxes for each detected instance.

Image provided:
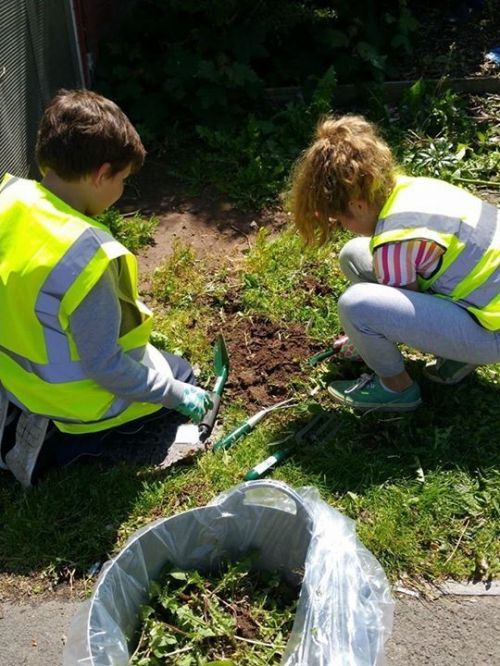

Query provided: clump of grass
[150,241,228,373]
[98,207,158,253]
[130,555,297,665]
[239,227,348,340]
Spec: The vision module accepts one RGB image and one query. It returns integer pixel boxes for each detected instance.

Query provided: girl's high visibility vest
[0,174,162,433]
[370,176,500,331]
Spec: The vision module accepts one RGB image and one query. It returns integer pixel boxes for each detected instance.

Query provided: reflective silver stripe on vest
[35,226,114,368]
[0,343,145,383]
[431,202,498,298]
[102,396,134,420]
[455,266,500,308]
[380,203,498,303]
[0,176,21,195]
[379,211,459,236]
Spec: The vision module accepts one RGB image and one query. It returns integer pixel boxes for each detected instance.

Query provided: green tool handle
[212,421,254,451]
[244,448,292,480]
[307,347,336,366]
[198,392,221,442]
[213,367,228,396]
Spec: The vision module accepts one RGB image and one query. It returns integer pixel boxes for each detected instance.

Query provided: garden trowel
[198,334,230,442]
[160,335,229,465]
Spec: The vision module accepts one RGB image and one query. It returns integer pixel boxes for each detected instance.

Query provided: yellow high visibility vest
[370,176,500,331]
[0,174,162,433]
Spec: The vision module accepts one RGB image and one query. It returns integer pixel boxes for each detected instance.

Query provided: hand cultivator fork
[244,411,335,480]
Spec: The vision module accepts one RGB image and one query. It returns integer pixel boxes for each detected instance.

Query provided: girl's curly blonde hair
[288,115,397,245]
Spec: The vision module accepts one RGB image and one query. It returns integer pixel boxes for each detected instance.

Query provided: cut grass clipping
[130,553,298,666]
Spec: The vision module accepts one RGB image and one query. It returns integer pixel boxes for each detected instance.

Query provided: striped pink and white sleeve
[373,239,444,287]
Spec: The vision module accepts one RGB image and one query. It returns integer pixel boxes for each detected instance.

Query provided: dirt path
[121,160,289,284]
[1,595,498,665]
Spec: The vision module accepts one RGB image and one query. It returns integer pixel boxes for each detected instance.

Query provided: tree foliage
[97,1,417,137]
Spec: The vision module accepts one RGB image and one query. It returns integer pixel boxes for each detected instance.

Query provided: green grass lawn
[0,227,498,593]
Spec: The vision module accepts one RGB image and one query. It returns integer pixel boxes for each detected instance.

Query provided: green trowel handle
[212,421,254,452]
[244,448,292,480]
[198,392,221,443]
[307,347,336,366]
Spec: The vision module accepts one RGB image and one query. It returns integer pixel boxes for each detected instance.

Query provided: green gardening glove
[175,385,213,424]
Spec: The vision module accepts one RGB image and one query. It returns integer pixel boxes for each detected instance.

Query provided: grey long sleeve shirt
[70,263,185,408]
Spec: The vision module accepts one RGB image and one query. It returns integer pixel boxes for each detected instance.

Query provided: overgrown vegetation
[98,1,417,135]
[98,207,158,253]
[386,84,500,189]
[96,1,418,208]
[131,556,297,665]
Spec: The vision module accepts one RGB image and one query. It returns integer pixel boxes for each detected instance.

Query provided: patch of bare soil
[120,157,289,289]
[218,315,323,409]
[0,572,87,603]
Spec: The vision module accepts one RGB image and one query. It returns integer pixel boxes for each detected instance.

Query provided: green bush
[96,1,417,137]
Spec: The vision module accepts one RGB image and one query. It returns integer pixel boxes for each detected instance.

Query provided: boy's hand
[176,385,213,424]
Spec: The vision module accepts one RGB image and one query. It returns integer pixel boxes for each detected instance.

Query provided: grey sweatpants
[338,237,500,377]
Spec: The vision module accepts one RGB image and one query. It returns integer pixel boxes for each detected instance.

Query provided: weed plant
[97,207,158,253]
[130,555,297,665]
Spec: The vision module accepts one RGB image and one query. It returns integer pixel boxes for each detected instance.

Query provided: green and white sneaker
[328,373,422,413]
[422,358,477,385]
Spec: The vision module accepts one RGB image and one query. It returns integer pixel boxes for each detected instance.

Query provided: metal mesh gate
[0,0,84,179]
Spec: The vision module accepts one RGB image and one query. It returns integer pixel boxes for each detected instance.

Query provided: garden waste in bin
[64,480,394,665]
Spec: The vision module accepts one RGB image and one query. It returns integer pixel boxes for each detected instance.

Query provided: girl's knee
[338,283,384,329]
[338,237,373,282]
[338,283,369,316]
[338,239,360,277]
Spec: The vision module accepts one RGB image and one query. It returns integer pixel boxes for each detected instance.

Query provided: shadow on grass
[0,414,199,579]
[291,363,500,495]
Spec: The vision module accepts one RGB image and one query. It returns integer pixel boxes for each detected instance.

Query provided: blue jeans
[338,238,500,377]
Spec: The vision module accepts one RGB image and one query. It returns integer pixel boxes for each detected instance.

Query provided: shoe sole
[328,387,422,413]
[4,413,50,487]
[422,365,477,385]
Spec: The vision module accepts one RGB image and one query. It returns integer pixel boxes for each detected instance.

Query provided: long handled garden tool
[243,412,336,480]
[212,397,296,452]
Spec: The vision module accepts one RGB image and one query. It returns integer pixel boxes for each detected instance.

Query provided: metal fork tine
[295,412,330,443]
[313,415,340,441]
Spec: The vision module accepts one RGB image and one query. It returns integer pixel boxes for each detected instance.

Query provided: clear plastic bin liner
[64,480,393,666]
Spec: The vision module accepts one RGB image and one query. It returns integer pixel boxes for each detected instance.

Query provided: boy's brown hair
[35,89,146,180]
[288,115,397,245]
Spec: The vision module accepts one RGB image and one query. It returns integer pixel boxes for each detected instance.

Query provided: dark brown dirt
[119,160,324,411]
[214,315,323,409]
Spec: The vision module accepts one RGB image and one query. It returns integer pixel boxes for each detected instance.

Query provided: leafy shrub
[96,1,417,137]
